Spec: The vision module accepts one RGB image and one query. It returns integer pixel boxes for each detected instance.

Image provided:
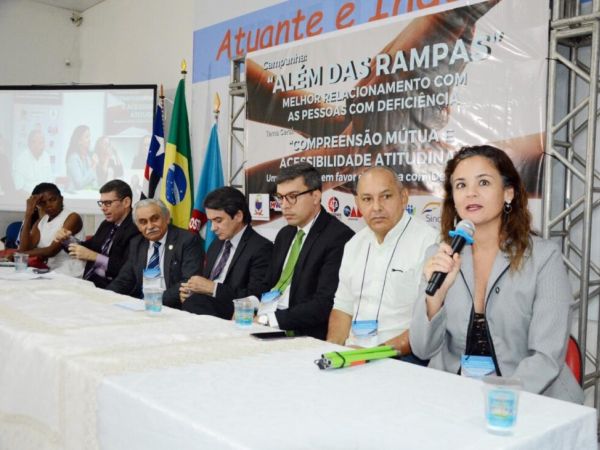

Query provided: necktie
[83,224,117,280]
[210,240,232,280]
[273,229,305,292]
[146,241,161,271]
[100,224,118,256]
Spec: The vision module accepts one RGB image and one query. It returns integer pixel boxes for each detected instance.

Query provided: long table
[0,270,597,449]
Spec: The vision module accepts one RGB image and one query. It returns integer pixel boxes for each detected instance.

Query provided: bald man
[13,129,53,192]
[327,166,437,363]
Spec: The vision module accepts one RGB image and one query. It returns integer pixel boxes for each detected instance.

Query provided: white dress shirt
[333,214,438,346]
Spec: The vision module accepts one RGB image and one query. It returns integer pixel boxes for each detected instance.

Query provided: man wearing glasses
[55,179,140,288]
[256,162,354,340]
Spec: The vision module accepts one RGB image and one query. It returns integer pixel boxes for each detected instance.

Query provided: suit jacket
[183,225,273,319]
[410,236,584,403]
[81,211,140,288]
[106,225,204,308]
[267,207,354,340]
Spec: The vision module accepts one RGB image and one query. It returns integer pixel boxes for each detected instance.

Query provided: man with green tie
[256,163,354,340]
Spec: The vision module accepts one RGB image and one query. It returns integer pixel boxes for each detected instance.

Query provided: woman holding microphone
[410,145,583,403]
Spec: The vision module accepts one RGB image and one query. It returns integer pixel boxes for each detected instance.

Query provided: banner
[244,0,548,233]
[161,79,194,229]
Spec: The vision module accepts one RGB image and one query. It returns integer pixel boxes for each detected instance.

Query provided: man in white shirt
[13,129,53,192]
[327,166,438,362]
[179,187,273,319]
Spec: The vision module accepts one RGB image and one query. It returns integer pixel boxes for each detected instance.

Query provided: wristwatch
[257,315,269,326]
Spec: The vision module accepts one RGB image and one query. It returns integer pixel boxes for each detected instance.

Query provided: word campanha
[287,91,457,122]
[290,128,442,151]
[264,54,308,70]
[271,33,498,93]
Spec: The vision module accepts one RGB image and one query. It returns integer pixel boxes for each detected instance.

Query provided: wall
[0,0,76,235]
[78,0,193,95]
[0,0,195,237]
[0,0,80,85]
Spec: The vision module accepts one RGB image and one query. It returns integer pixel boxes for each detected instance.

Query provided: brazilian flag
[161,79,193,229]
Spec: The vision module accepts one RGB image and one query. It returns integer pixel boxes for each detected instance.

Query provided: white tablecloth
[0,271,597,449]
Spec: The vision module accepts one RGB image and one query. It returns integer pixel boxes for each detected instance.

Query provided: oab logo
[421,201,441,224]
[165,164,187,205]
[343,205,362,219]
[328,196,339,213]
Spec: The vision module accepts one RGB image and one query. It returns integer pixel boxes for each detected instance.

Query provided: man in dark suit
[256,163,354,340]
[179,186,273,319]
[55,179,139,288]
[106,198,204,308]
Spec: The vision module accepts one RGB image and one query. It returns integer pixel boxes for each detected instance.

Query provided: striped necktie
[146,241,161,270]
[210,240,232,280]
[100,224,118,255]
[83,224,117,280]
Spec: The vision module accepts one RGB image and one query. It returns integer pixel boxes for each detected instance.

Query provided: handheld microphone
[425,219,475,296]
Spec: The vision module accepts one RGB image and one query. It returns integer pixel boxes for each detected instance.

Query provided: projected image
[0,86,155,213]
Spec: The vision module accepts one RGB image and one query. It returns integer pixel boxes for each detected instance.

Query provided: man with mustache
[106,198,204,308]
[327,167,437,362]
[257,162,354,339]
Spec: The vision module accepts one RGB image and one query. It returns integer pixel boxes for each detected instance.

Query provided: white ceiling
[30,0,106,12]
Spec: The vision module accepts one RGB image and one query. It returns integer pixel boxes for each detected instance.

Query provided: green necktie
[273,229,305,292]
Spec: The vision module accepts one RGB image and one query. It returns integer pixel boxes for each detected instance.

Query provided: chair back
[565,335,582,386]
[4,221,23,249]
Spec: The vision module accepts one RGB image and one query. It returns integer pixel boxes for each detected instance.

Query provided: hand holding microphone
[425,220,475,297]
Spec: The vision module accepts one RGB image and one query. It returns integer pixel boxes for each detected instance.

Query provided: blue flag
[189,122,224,250]
[142,104,165,199]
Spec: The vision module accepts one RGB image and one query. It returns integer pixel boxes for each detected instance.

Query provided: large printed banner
[244,0,548,233]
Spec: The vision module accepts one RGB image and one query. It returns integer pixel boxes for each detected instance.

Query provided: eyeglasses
[274,188,316,205]
[97,198,122,208]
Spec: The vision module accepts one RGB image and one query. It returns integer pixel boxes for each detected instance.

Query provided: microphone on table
[425,219,475,296]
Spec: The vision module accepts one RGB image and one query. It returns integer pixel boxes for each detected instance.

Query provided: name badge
[351,320,378,337]
[350,320,379,347]
[261,290,281,303]
[461,355,496,379]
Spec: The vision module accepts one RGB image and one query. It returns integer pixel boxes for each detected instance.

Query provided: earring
[504,201,512,214]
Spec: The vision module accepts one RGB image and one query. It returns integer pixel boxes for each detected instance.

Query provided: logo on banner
[249,194,269,221]
[164,164,187,205]
[406,204,416,216]
[343,205,362,219]
[328,197,340,213]
[421,202,441,225]
[270,197,281,212]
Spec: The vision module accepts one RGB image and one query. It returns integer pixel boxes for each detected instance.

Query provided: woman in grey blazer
[410,145,583,403]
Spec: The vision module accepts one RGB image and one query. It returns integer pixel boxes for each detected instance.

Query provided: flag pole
[159,83,165,141]
[181,59,187,78]
[213,93,221,123]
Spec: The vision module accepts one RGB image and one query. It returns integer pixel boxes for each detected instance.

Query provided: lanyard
[353,216,412,323]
